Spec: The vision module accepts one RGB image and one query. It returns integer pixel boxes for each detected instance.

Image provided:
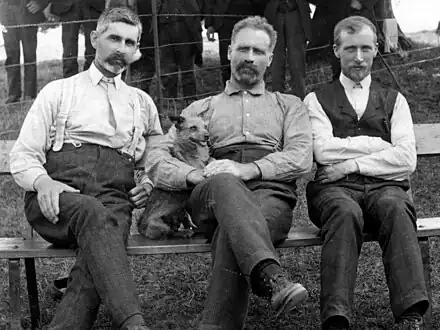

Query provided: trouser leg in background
[21,24,38,99]
[217,27,233,86]
[3,25,22,103]
[285,9,306,99]
[61,5,81,78]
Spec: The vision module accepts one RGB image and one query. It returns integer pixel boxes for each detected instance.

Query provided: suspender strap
[125,89,143,158]
[52,78,74,152]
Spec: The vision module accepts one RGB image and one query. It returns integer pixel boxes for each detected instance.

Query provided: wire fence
[1,2,440,116]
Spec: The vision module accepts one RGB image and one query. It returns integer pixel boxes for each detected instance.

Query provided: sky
[0,0,439,62]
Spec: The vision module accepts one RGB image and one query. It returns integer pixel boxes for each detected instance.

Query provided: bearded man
[144,15,313,329]
[9,7,162,329]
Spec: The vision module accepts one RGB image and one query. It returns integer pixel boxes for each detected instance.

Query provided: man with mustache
[145,16,313,329]
[9,7,162,329]
[205,0,267,86]
[304,16,429,329]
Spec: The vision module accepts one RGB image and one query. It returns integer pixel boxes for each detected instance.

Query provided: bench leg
[25,258,40,329]
[419,237,432,330]
[9,259,21,330]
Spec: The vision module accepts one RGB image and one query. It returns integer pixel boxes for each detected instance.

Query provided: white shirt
[304,74,416,181]
[10,63,163,191]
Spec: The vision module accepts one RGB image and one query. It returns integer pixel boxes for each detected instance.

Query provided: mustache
[237,62,258,74]
[106,53,128,66]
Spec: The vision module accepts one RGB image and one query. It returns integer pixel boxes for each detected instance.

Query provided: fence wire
[1,8,440,112]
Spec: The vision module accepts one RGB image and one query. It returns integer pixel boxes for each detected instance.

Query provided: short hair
[334,16,377,46]
[96,7,142,41]
[231,16,277,52]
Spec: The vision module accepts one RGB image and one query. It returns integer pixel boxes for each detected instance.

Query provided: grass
[1,33,440,329]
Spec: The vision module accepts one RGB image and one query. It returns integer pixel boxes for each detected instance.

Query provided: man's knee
[323,203,364,233]
[58,193,114,228]
[375,194,416,228]
[206,173,242,188]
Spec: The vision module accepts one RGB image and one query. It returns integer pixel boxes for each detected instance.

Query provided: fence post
[151,0,163,114]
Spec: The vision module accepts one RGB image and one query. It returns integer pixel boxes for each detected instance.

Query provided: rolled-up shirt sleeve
[254,95,313,181]
[304,91,392,165]
[9,82,60,191]
[137,92,164,188]
[144,98,212,191]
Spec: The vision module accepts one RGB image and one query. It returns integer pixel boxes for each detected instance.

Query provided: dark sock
[400,301,428,321]
[323,315,349,329]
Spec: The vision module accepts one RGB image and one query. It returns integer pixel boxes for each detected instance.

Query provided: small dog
[138,114,210,239]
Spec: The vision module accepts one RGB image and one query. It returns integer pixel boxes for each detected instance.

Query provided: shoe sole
[272,283,308,316]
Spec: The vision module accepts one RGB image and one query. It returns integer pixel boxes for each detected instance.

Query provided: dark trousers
[218,27,233,86]
[160,21,197,101]
[24,144,144,329]
[3,25,38,102]
[270,9,306,99]
[61,5,98,78]
[306,177,429,326]
[129,16,155,94]
[188,145,297,329]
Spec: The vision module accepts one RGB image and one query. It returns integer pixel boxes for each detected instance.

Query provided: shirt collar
[339,73,371,90]
[224,79,265,96]
[89,62,122,90]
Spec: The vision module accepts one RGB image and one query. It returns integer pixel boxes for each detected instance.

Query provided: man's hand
[43,4,59,22]
[27,0,42,14]
[34,175,80,224]
[186,169,205,186]
[350,0,362,10]
[206,26,216,41]
[315,159,359,183]
[129,184,152,209]
[204,159,261,181]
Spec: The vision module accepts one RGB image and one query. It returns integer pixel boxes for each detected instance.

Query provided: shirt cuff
[253,158,276,181]
[162,160,197,190]
[13,167,49,192]
[138,172,153,189]
[354,158,368,176]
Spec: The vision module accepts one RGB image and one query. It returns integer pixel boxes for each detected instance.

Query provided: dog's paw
[172,228,196,239]
[138,217,172,240]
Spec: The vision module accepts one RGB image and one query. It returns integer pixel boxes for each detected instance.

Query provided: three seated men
[9,5,429,330]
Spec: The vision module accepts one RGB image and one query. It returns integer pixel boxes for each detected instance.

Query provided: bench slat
[0,217,438,258]
[414,123,440,155]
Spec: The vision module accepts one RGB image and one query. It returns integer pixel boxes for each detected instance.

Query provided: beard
[233,62,260,86]
[345,65,370,83]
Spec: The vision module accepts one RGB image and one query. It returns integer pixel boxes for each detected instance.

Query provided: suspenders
[51,76,143,163]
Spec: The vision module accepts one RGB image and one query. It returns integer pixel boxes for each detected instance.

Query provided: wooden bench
[1,123,440,330]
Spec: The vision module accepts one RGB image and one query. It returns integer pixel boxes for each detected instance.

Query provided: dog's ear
[169,115,185,129]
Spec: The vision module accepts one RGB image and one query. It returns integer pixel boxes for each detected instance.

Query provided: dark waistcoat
[314,79,397,148]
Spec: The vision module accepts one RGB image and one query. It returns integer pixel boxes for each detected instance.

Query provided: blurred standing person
[123,0,156,94]
[48,0,106,78]
[0,0,48,104]
[264,0,315,99]
[159,0,204,105]
[205,0,266,86]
